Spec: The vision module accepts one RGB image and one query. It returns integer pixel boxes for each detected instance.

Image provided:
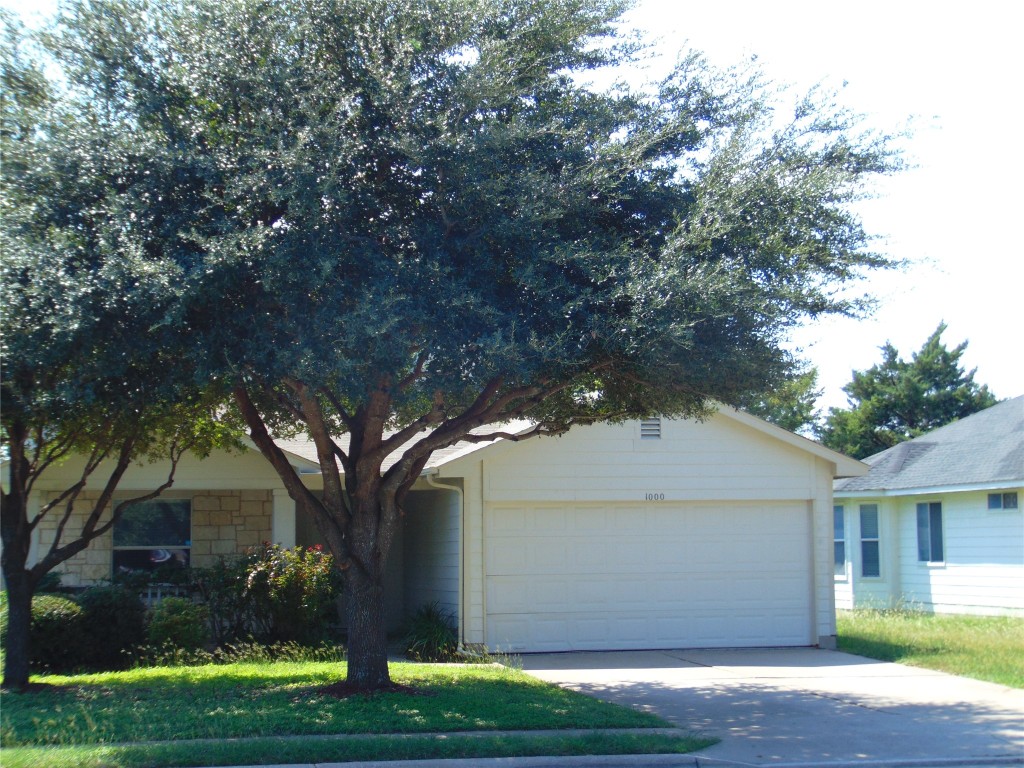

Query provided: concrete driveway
[520,648,1024,766]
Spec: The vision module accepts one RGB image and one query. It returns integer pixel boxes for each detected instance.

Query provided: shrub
[192,544,342,646]
[147,597,210,652]
[29,594,85,671]
[404,602,458,662]
[35,572,64,593]
[128,639,345,668]
[245,544,342,644]
[77,585,147,669]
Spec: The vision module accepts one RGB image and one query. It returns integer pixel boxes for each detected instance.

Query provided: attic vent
[640,417,662,439]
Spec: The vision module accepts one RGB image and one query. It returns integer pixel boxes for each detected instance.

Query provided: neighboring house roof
[834,395,1024,495]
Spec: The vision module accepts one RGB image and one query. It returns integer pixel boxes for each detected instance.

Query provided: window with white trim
[113,498,191,574]
[988,492,1019,510]
[916,502,944,563]
[833,505,846,577]
[859,504,880,578]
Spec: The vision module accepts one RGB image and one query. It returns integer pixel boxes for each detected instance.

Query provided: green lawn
[837,609,1024,688]
[0,660,714,767]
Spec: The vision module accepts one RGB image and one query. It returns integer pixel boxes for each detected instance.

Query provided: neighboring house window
[640,418,662,439]
[988,492,1019,510]
[833,505,846,577]
[859,504,880,578]
[113,498,191,574]
[916,502,944,563]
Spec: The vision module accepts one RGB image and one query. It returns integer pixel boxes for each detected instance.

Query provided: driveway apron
[520,648,1024,766]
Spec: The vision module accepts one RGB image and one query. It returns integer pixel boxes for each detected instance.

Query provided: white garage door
[485,502,813,652]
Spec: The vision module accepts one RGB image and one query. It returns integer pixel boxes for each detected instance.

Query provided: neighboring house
[833,395,1024,617]
[24,406,865,652]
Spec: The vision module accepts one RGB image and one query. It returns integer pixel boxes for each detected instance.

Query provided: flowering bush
[191,544,342,646]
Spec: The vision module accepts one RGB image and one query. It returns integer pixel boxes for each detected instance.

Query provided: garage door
[484,502,813,652]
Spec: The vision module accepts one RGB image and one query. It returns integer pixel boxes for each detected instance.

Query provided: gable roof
[270,420,534,474]
[268,408,865,479]
[834,395,1024,495]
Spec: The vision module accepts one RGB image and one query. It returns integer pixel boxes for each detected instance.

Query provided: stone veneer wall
[36,490,273,586]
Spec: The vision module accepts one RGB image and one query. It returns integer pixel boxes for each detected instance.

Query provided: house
[26,406,866,652]
[833,395,1024,617]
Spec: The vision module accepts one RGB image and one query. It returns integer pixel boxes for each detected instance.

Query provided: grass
[837,609,1024,688]
[1,732,710,768]
[0,659,715,767]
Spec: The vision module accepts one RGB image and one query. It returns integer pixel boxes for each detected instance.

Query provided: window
[113,498,191,574]
[640,417,661,439]
[833,505,846,577]
[916,502,944,563]
[988,492,1019,510]
[859,504,880,578]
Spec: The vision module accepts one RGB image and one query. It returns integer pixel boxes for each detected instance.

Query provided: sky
[4,0,1021,414]
[621,1,1023,412]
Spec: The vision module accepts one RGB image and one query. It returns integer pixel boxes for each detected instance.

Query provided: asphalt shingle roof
[833,395,1024,493]
[272,420,534,473]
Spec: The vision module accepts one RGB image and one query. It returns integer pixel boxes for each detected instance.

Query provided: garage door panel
[485,502,813,652]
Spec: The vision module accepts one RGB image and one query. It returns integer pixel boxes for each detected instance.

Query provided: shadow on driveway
[520,648,1024,766]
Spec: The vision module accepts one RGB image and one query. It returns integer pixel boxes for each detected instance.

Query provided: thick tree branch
[233,383,336,528]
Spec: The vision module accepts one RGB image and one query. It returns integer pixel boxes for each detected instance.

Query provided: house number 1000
[645,493,665,501]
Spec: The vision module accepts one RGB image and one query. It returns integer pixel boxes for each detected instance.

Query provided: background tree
[0,14,231,690]
[32,0,899,691]
[818,323,998,458]
[741,366,821,434]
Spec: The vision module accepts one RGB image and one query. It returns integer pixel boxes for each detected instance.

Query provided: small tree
[28,0,899,690]
[0,15,232,689]
[819,323,998,458]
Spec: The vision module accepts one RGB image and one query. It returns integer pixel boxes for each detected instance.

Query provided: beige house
[24,406,866,652]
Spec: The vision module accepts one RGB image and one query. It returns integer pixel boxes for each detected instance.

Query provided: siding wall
[443,415,840,647]
[838,488,1024,616]
[403,489,461,619]
[896,489,1024,616]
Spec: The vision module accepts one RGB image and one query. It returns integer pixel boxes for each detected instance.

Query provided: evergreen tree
[742,366,821,434]
[819,323,998,458]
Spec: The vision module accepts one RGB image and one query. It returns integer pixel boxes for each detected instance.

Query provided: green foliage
[242,544,342,645]
[404,602,458,662]
[128,640,345,669]
[34,572,63,594]
[14,0,899,431]
[819,324,998,458]
[25,595,84,672]
[191,545,342,646]
[74,586,147,670]
[145,597,210,653]
[742,366,821,433]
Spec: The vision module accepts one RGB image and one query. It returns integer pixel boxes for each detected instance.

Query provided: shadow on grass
[1,662,664,747]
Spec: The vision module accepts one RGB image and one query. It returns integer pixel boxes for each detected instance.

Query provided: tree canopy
[0,12,233,689]
[9,0,901,689]
[818,323,999,459]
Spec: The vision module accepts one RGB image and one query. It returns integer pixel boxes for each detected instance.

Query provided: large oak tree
[21,0,899,690]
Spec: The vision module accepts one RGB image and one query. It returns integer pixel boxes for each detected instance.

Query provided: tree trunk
[344,563,391,690]
[2,571,34,690]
